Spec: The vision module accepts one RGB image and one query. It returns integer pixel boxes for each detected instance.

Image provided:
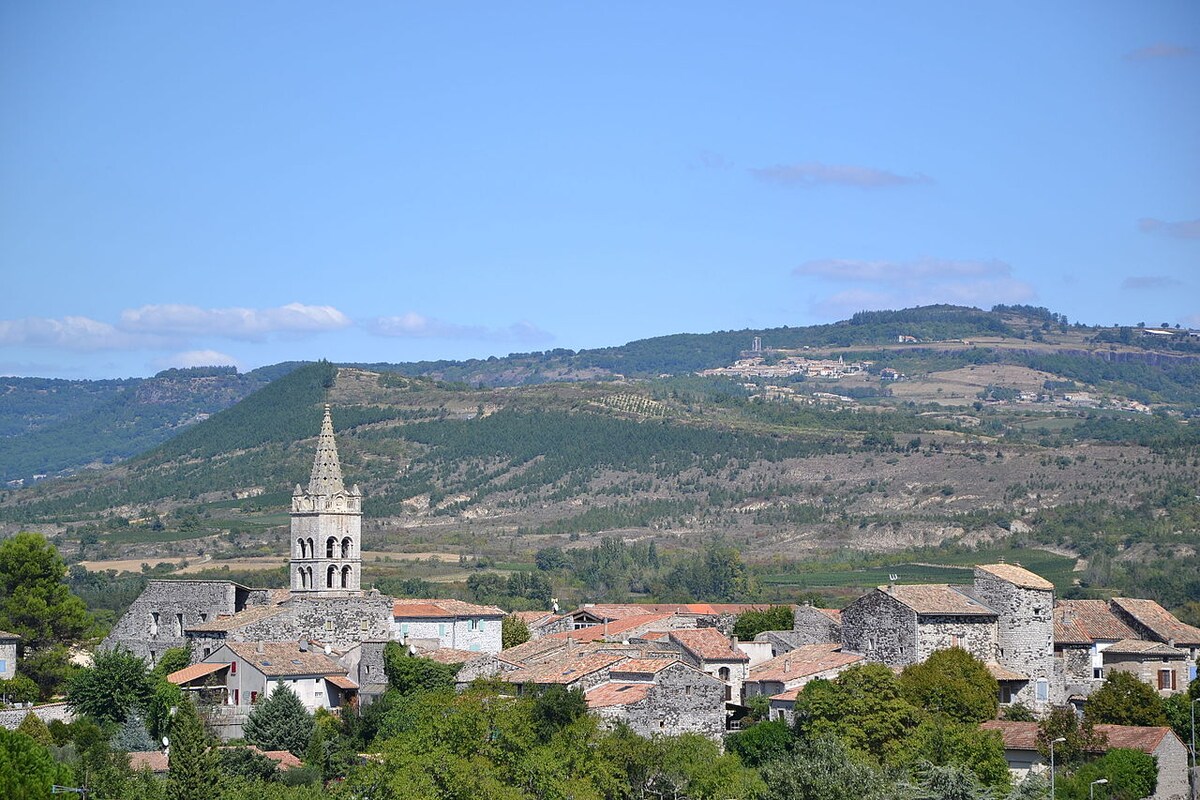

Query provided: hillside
[1,305,1198,614]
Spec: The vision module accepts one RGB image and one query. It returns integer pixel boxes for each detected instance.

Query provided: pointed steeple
[307,404,345,496]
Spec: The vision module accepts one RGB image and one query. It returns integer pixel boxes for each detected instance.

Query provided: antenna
[888,574,899,582]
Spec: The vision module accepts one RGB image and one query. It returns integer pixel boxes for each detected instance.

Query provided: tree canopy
[0,532,93,649]
[66,646,154,726]
[899,647,999,724]
[1084,671,1168,727]
[242,685,314,757]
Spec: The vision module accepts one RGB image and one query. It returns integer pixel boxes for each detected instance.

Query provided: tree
[382,640,459,695]
[0,674,41,705]
[1037,706,1106,767]
[0,532,93,649]
[899,648,999,724]
[1058,749,1157,800]
[907,762,995,800]
[725,718,793,767]
[152,646,192,679]
[243,685,314,757]
[795,664,919,761]
[1084,671,1167,727]
[732,606,795,641]
[112,711,158,753]
[217,746,279,782]
[0,728,74,800]
[66,646,154,726]
[502,614,530,649]
[17,646,76,701]
[166,696,218,800]
[759,735,888,800]
[16,712,53,746]
[889,716,1011,792]
[531,684,588,742]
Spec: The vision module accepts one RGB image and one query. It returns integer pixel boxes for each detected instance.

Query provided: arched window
[341,565,351,589]
[718,667,730,681]
[326,537,337,558]
[297,538,306,558]
[327,565,337,588]
[306,567,314,588]
[341,537,352,558]
[298,569,308,589]
[307,538,315,558]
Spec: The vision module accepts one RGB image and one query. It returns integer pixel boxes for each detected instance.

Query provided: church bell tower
[289,405,362,595]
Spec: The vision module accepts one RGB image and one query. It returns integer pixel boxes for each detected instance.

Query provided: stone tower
[290,405,362,595]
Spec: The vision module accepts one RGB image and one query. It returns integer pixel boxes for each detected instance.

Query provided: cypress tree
[166,696,217,800]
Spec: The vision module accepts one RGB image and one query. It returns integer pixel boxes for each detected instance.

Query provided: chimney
[256,641,265,655]
[325,644,333,655]
[299,639,309,652]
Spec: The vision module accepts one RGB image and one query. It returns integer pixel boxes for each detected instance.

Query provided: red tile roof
[610,658,680,676]
[129,751,169,773]
[975,564,1054,591]
[421,647,490,665]
[573,603,775,620]
[980,721,1177,754]
[586,682,651,708]
[326,675,359,690]
[501,653,626,686]
[749,645,862,683]
[223,642,347,677]
[1101,639,1186,656]
[881,585,997,616]
[1056,600,1137,641]
[1110,598,1200,646]
[166,661,230,685]
[985,663,1027,682]
[668,628,749,662]
[393,598,506,618]
[541,613,677,642]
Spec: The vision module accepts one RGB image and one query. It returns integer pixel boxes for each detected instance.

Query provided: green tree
[502,614,531,649]
[1037,706,1106,767]
[0,532,93,649]
[725,718,793,767]
[899,647,999,723]
[1058,749,1157,800]
[1084,671,1168,727]
[16,712,53,745]
[732,606,795,641]
[243,685,314,757]
[796,664,919,761]
[66,646,154,726]
[17,646,76,700]
[152,646,193,679]
[0,674,41,705]
[531,684,589,742]
[382,640,460,695]
[759,735,887,800]
[166,696,218,800]
[889,715,1011,792]
[216,746,279,782]
[908,762,995,800]
[0,728,74,800]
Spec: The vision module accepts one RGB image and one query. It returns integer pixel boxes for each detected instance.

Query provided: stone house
[790,605,842,646]
[637,627,751,703]
[392,599,505,653]
[1108,597,1200,679]
[500,651,630,695]
[1099,639,1191,694]
[970,564,1055,710]
[0,630,18,680]
[587,659,726,741]
[840,583,999,667]
[743,643,864,701]
[980,721,1190,800]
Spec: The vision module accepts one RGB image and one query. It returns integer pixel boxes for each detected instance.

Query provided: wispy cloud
[1125,43,1194,61]
[0,315,155,351]
[120,302,351,340]
[155,349,242,370]
[1121,275,1184,290]
[368,313,553,344]
[1138,218,1200,240]
[750,161,932,188]
[794,257,1035,318]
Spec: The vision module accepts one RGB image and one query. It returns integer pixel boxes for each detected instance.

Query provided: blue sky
[1,2,1197,379]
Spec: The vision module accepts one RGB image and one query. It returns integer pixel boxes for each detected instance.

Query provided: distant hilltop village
[66,403,1198,765]
[697,337,876,382]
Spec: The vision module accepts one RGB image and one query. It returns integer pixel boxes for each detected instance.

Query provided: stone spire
[307,404,345,497]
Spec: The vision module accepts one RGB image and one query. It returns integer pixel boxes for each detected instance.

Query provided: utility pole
[1050,736,1066,800]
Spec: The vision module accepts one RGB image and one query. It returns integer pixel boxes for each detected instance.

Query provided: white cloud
[368,313,553,344]
[119,302,351,340]
[750,162,932,188]
[155,349,242,370]
[0,315,153,351]
[794,257,1036,318]
[1138,218,1200,240]
[1125,43,1194,61]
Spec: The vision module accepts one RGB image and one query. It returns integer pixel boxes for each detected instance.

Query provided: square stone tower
[972,563,1055,707]
[290,405,362,595]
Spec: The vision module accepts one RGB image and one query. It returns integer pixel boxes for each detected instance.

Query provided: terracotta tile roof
[393,598,506,618]
[986,663,1027,682]
[541,613,677,642]
[586,682,651,708]
[129,751,169,773]
[223,642,347,677]
[1053,608,1093,645]
[749,645,862,683]
[499,637,571,667]
[421,647,489,665]
[572,603,775,620]
[981,721,1177,755]
[326,675,359,690]
[770,687,801,703]
[669,628,749,662]
[1110,598,1200,646]
[166,661,230,685]
[1056,600,1136,641]
[975,564,1054,591]
[1101,639,1186,657]
[501,653,626,685]
[610,658,679,676]
[513,611,559,627]
[187,604,288,632]
[881,585,997,616]
[816,608,842,620]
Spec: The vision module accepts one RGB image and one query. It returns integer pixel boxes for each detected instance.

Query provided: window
[1093,668,1104,680]
[468,619,479,631]
[150,612,159,636]
[469,644,481,652]
[685,685,692,696]
[324,619,334,632]
[1158,669,1176,691]
[360,620,369,632]
[230,661,238,675]
[1035,678,1049,701]
[998,686,1013,704]
[401,623,410,636]
[199,613,208,623]
[202,647,210,658]
[175,614,184,637]
[439,624,448,637]
[950,635,961,648]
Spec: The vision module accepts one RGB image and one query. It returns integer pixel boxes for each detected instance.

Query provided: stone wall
[972,570,1054,709]
[1151,734,1190,800]
[792,606,842,645]
[0,702,73,730]
[841,590,917,666]
[595,663,726,741]
[914,614,998,664]
[1103,655,1190,695]
[102,580,247,665]
[0,639,16,680]
[394,616,503,653]
[235,594,394,651]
